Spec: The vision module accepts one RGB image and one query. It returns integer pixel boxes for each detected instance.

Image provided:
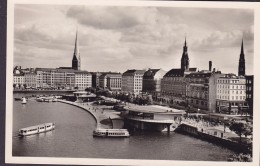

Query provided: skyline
[14,5,254,75]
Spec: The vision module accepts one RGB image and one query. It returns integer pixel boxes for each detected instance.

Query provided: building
[91,72,103,88]
[13,67,25,88]
[122,69,146,94]
[245,75,253,115]
[34,68,91,89]
[24,72,37,88]
[161,69,186,104]
[106,73,122,91]
[99,73,108,89]
[161,38,197,105]
[142,69,166,97]
[72,30,81,70]
[75,71,92,90]
[216,74,247,114]
[238,39,245,76]
[186,70,222,113]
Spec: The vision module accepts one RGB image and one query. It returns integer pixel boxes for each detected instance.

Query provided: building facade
[122,70,145,94]
[142,69,166,97]
[161,69,187,104]
[75,71,92,90]
[24,72,37,88]
[186,71,222,113]
[106,73,122,91]
[216,74,247,114]
[245,75,254,115]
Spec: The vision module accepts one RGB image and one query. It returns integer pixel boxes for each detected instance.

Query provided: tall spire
[181,35,189,71]
[72,29,80,70]
[238,39,245,76]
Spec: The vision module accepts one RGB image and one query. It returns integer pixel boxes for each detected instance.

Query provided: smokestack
[209,61,212,71]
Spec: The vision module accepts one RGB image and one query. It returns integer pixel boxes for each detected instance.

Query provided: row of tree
[86,87,153,105]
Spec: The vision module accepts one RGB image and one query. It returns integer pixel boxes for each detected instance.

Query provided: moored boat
[21,97,27,104]
[93,128,130,137]
[18,123,55,136]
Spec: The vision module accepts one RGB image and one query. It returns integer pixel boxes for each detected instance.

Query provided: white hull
[19,123,55,136]
[93,128,130,137]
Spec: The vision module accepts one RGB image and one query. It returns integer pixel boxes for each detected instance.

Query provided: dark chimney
[209,61,212,71]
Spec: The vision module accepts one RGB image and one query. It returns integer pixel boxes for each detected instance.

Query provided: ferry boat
[21,97,27,104]
[18,123,55,136]
[93,128,130,137]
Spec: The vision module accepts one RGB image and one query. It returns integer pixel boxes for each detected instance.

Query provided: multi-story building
[245,75,254,115]
[75,71,92,90]
[24,72,37,88]
[161,69,187,104]
[142,69,166,97]
[106,73,122,91]
[91,72,103,88]
[13,66,25,88]
[122,69,145,94]
[161,38,197,104]
[216,74,247,114]
[99,73,108,89]
[186,70,222,113]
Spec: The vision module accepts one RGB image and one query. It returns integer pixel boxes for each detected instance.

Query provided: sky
[14,4,254,75]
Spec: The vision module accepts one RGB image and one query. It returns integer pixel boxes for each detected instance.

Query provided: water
[12,93,236,161]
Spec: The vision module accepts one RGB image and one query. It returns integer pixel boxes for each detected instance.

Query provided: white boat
[93,128,130,137]
[36,97,44,102]
[21,97,27,104]
[18,123,55,136]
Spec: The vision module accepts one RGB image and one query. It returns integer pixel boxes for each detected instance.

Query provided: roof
[123,69,146,76]
[143,69,160,77]
[185,72,212,78]
[164,68,185,77]
[125,105,186,114]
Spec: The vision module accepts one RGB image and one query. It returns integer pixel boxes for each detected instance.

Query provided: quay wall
[176,123,251,154]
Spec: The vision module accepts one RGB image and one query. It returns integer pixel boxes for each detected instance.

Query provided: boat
[14,97,22,101]
[93,128,130,137]
[21,97,27,104]
[36,97,44,102]
[18,123,55,136]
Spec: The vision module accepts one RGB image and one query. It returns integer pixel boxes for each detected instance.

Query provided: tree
[147,95,153,105]
[229,122,252,143]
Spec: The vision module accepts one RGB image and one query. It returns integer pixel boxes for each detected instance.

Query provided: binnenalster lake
[12,93,237,161]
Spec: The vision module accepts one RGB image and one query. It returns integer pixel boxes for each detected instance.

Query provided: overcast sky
[14,4,254,75]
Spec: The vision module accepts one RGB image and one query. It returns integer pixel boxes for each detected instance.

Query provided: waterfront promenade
[57,100,121,129]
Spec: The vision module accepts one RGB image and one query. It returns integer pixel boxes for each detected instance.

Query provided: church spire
[72,29,80,70]
[238,39,245,76]
[181,36,189,71]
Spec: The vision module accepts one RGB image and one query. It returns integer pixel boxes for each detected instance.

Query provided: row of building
[13,31,253,114]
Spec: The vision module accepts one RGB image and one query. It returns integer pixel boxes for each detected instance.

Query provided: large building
[72,30,81,71]
[75,71,92,90]
[161,38,197,104]
[106,73,122,91]
[24,71,37,88]
[186,70,222,113]
[216,74,247,114]
[122,69,145,94]
[13,67,25,88]
[142,69,166,97]
[91,72,103,88]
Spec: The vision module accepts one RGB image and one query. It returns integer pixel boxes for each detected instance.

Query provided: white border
[6,0,260,166]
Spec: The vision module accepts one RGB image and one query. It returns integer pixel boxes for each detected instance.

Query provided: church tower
[72,30,81,70]
[181,37,189,71]
[238,39,245,76]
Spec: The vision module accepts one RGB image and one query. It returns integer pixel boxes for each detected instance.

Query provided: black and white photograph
[5,0,260,165]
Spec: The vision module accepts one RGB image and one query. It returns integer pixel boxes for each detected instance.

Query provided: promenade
[57,100,121,129]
